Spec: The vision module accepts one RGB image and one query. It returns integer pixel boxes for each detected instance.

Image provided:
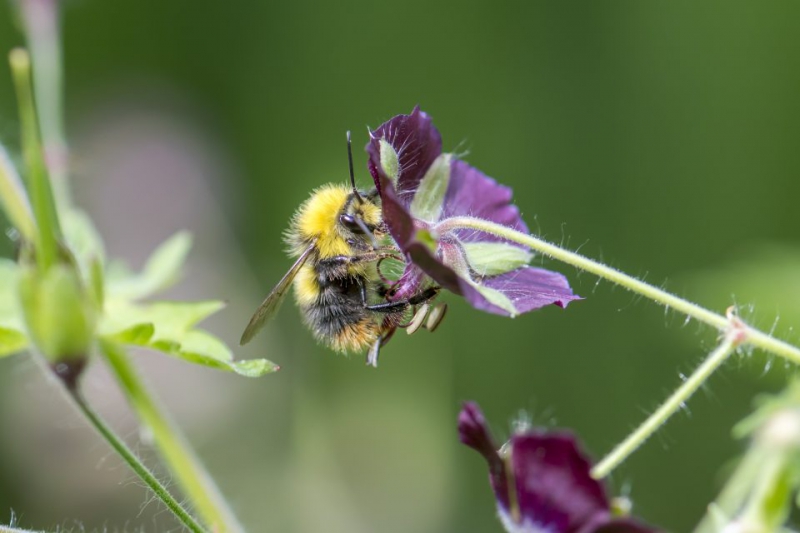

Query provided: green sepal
[471,282,518,316]
[415,228,438,254]
[461,241,532,277]
[379,139,399,182]
[410,153,451,222]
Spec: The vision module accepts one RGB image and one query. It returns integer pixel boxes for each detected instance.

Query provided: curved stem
[68,389,206,533]
[99,340,246,533]
[439,216,800,364]
[591,333,739,479]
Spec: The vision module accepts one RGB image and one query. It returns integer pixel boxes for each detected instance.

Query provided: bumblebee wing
[239,243,316,345]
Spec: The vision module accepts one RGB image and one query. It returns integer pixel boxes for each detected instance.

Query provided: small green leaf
[107,232,192,300]
[410,153,451,222]
[415,228,438,254]
[379,139,399,182]
[461,241,532,276]
[0,326,28,357]
[62,209,106,275]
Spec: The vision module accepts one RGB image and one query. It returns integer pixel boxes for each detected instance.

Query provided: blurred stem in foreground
[3,39,252,532]
[101,340,246,533]
[17,0,70,209]
[694,383,800,533]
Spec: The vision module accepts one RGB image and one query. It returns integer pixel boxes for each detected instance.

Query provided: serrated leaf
[100,300,277,377]
[100,300,225,338]
[106,323,155,345]
[0,326,28,357]
[107,232,192,300]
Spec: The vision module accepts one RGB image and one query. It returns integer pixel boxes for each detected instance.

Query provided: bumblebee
[240,132,443,366]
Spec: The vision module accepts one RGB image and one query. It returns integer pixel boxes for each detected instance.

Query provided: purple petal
[444,159,529,243]
[366,106,442,205]
[457,402,510,510]
[582,517,660,533]
[476,266,581,315]
[509,432,610,533]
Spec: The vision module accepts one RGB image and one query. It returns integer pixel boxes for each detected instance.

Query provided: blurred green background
[1,1,800,531]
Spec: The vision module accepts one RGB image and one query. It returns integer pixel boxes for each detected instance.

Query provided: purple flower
[458,402,657,533]
[366,107,579,316]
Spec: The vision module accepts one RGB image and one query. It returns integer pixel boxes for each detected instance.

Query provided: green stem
[591,333,739,479]
[100,340,245,533]
[9,48,61,271]
[68,388,206,533]
[18,0,72,209]
[440,216,800,364]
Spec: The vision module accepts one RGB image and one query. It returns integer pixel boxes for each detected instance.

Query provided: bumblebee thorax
[288,183,382,258]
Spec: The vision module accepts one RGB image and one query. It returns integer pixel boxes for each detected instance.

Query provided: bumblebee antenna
[346,131,363,202]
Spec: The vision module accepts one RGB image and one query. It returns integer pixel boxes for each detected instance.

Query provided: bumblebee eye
[339,213,365,234]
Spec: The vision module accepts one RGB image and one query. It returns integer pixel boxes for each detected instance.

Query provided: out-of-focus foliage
[0,1,799,532]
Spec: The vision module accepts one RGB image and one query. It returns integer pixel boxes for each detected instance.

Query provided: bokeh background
[1,1,799,531]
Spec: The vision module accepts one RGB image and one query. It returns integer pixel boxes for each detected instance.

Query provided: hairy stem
[100,340,245,533]
[591,333,740,479]
[440,216,800,364]
[68,389,206,533]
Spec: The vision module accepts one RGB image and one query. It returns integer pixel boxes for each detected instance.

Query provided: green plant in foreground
[0,41,276,533]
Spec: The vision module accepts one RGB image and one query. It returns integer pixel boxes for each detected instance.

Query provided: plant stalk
[68,388,206,533]
[591,333,739,479]
[9,48,61,271]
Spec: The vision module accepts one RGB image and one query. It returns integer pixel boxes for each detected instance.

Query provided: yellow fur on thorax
[288,183,382,258]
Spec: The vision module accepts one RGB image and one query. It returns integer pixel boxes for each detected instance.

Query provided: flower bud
[18,262,96,377]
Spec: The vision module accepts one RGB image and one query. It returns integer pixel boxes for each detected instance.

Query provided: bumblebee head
[337,131,384,249]
[338,189,382,243]
[287,132,385,258]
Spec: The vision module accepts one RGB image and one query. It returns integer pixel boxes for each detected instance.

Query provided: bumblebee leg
[359,284,440,313]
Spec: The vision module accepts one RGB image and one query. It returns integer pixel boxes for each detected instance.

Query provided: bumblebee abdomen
[294,266,380,353]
